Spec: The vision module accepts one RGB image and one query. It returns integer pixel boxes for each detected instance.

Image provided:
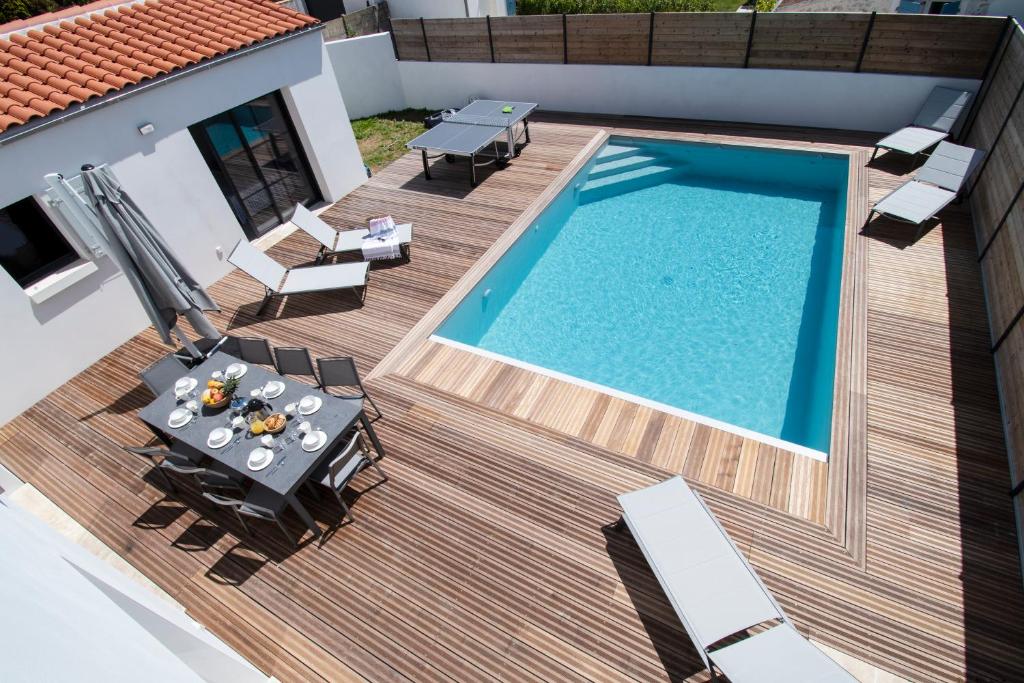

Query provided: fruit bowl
[201,378,237,410]
[201,389,230,410]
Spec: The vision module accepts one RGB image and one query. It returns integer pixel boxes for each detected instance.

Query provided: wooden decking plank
[0,115,1019,683]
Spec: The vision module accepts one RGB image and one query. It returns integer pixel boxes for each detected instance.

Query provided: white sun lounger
[291,204,412,264]
[870,141,985,236]
[872,86,973,160]
[616,476,855,683]
[228,239,369,315]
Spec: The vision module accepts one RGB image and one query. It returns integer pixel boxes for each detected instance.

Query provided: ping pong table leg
[470,153,477,187]
[524,119,531,146]
[421,150,431,180]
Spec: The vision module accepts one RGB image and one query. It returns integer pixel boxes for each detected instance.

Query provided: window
[0,197,79,288]
[928,0,960,13]
[190,92,320,240]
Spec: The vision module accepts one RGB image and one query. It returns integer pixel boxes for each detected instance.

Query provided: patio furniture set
[870,86,986,235]
[119,90,979,673]
[132,341,386,548]
[228,203,413,316]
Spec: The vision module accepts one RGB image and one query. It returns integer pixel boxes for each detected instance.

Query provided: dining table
[137,351,386,539]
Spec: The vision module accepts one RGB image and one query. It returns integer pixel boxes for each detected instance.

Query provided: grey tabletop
[406,100,538,155]
[137,351,362,498]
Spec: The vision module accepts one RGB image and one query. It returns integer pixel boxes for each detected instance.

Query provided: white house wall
[982,0,1024,16]
[284,41,370,198]
[0,31,366,426]
[0,496,267,682]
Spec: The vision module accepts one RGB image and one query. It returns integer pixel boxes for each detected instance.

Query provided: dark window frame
[0,196,80,288]
[189,91,321,240]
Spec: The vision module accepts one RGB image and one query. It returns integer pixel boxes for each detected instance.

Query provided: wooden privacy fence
[963,21,1024,522]
[323,3,392,42]
[391,11,1005,77]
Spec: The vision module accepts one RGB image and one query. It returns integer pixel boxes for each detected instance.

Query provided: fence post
[389,23,401,60]
[420,17,431,62]
[487,15,495,63]
[563,13,568,64]
[855,12,876,73]
[992,303,1024,354]
[744,11,757,69]
[977,177,1024,261]
[966,74,1024,199]
[960,16,1015,143]
[647,12,655,66]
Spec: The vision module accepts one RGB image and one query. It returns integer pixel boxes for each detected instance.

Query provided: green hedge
[0,0,92,23]
[516,0,718,13]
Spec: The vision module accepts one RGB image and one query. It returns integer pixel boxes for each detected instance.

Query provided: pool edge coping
[428,334,830,462]
[371,127,868,557]
[369,128,612,381]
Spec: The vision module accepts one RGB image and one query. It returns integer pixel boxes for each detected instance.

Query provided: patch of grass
[713,0,747,9]
[351,108,431,172]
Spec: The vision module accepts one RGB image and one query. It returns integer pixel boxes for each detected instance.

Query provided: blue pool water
[435,137,848,454]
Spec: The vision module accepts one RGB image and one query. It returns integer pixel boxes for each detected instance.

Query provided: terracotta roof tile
[0,0,316,134]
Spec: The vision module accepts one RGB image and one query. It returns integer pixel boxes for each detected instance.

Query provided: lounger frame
[227,240,368,316]
[291,204,412,265]
[252,277,368,316]
[615,476,854,682]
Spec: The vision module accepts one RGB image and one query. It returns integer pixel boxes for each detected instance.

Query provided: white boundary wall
[328,33,407,118]
[397,61,980,133]
[373,0,508,18]
[329,32,981,133]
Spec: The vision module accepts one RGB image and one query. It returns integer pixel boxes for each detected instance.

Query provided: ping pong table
[406,100,538,187]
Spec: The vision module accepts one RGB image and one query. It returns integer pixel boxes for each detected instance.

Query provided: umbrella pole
[171,325,203,360]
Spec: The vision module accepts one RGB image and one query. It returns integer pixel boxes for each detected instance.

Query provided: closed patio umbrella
[80,164,220,357]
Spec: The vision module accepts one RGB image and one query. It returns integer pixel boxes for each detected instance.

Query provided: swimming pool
[434,137,849,457]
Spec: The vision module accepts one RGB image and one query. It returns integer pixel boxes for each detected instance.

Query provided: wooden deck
[375,129,870,529]
[1,114,1022,682]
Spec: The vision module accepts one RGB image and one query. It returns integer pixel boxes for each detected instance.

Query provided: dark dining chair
[237,337,275,366]
[138,354,189,398]
[125,444,245,495]
[316,356,383,419]
[308,431,388,523]
[273,346,319,385]
[202,487,297,548]
[123,444,204,493]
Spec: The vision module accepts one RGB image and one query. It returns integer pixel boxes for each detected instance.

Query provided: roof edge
[0,21,324,147]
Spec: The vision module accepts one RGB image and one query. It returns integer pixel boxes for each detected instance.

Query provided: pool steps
[579,143,679,203]
[596,144,643,162]
[588,154,661,180]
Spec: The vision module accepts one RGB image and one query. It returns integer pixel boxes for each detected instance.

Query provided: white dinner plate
[225,363,248,379]
[247,447,274,471]
[173,377,197,396]
[301,430,328,452]
[207,427,232,449]
[168,407,193,429]
[262,380,286,399]
[298,395,322,415]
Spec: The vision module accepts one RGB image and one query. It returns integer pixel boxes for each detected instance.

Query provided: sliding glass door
[191,93,320,239]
